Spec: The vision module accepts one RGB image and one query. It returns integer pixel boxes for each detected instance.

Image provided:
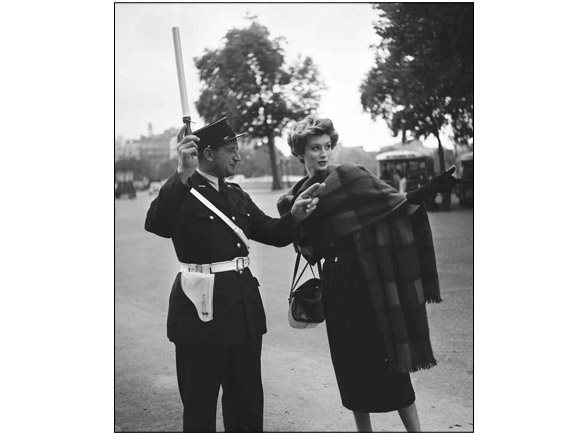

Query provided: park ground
[115,187,473,433]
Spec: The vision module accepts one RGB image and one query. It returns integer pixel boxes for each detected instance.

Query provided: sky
[115,2,448,154]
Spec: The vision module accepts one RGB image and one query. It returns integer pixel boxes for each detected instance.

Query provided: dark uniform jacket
[145,171,296,345]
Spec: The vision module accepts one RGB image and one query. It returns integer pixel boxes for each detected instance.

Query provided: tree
[194,21,325,190]
[154,158,177,181]
[233,141,281,178]
[361,3,474,173]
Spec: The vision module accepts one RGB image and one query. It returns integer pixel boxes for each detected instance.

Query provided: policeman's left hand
[291,182,325,224]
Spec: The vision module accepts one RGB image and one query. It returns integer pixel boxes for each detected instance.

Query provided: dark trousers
[175,338,263,432]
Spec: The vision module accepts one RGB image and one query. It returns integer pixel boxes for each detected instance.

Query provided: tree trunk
[267,133,282,190]
[435,132,446,173]
[434,132,451,210]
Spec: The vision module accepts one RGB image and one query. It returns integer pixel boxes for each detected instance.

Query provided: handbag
[288,252,325,329]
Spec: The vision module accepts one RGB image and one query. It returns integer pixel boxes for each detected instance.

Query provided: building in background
[115,125,178,181]
[137,125,177,169]
[115,135,141,161]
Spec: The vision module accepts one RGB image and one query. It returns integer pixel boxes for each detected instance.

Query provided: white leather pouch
[180,271,215,322]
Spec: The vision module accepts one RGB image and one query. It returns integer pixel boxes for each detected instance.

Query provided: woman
[277,115,458,432]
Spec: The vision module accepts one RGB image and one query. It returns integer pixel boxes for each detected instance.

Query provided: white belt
[180,257,250,274]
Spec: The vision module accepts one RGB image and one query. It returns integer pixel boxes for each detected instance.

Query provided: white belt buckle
[235,258,246,272]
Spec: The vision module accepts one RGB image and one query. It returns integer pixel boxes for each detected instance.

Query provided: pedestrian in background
[277,115,459,432]
[145,118,323,432]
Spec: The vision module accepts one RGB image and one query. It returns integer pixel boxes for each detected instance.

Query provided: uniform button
[209,216,214,220]
[232,216,236,221]
[237,243,241,248]
[239,270,243,275]
[246,213,250,217]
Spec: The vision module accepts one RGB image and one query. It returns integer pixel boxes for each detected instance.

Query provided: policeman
[145,118,323,432]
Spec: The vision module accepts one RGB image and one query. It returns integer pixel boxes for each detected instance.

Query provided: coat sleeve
[144,172,191,238]
[237,189,296,247]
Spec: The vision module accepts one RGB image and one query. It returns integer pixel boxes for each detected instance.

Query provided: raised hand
[406,167,463,205]
[291,182,326,224]
[176,124,201,184]
[429,167,462,193]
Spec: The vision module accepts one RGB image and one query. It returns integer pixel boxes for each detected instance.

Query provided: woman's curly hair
[287,115,339,162]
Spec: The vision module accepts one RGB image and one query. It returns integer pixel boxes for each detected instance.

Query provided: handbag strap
[290,252,302,291]
[289,252,322,296]
[189,187,251,251]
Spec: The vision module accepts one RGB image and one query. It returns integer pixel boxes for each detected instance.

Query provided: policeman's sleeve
[144,172,190,238]
[245,195,296,247]
[276,191,311,248]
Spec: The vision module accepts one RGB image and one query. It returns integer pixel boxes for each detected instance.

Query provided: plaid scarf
[278,164,441,373]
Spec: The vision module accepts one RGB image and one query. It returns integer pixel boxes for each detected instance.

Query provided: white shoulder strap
[189,188,251,250]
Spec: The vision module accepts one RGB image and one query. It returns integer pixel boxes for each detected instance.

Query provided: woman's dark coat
[278,164,441,373]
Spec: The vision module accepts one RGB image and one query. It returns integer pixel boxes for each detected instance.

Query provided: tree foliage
[194,21,325,189]
[231,142,286,178]
[360,3,473,165]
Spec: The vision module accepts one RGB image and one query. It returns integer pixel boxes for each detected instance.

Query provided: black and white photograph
[114,2,473,432]
[6,1,588,434]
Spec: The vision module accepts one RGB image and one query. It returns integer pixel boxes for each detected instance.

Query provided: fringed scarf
[278,164,441,373]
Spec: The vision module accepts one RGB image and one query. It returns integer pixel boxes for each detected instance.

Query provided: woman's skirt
[322,238,416,413]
